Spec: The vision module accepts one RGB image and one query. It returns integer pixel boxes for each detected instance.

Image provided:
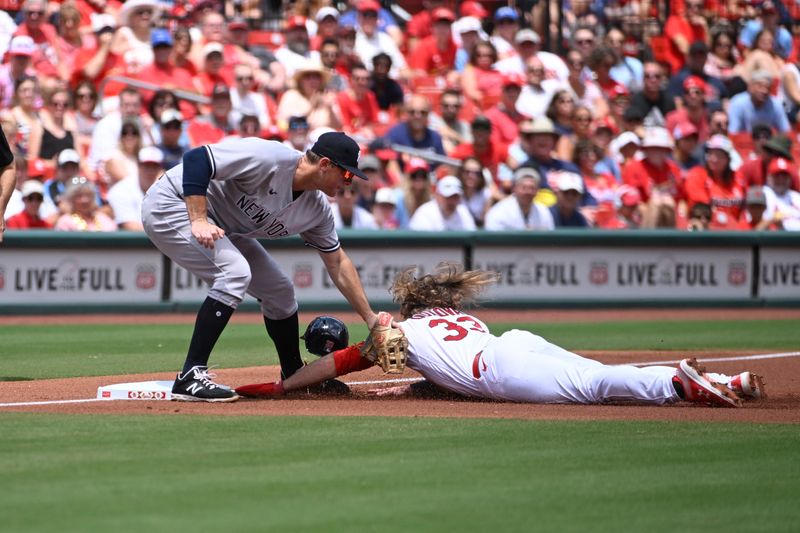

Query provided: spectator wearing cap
[484,73,528,147]
[429,88,472,154]
[728,70,790,134]
[515,55,554,120]
[684,134,746,229]
[485,166,554,231]
[461,40,505,110]
[107,146,163,231]
[5,180,52,230]
[665,75,711,145]
[0,36,37,108]
[135,28,202,105]
[13,0,58,81]
[157,109,189,170]
[737,186,775,230]
[278,61,341,132]
[54,176,117,231]
[354,0,409,80]
[371,186,400,229]
[606,27,644,92]
[496,28,569,83]
[598,185,642,229]
[111,0,162,73]
[332,182,379,230]
[197,42,235,98]
[40,148,81,221]
[490,6,521,62]
[339,0,403,47]
[457,156,495,227]
[283,116,311,151]
[519,117,584,196]
[337,65,380,140]
[450,116,514,192]
[408,7,458,77]
[354,154,385,211]
[622,127,683,227]
[606,84,633,135]
[739,134,800,191]
[663,0,709,75]
[452,16,485,73]
[628,62,676,128]
[764,157,800,230]
[396,157,432,228]
[550,171,590,228]
[311,7,342,51]
[405,0,447,50]
[671,122,703,171]
[187,84,237,146]
[409,175,476,231]
[370,52,405,111]
[73,13,124,91]
[274,15,320,78]
[609,131,641,174]
[738,0,792,60]
[230,63,275,130]
[666,41,726,108]
[383,94,446,161]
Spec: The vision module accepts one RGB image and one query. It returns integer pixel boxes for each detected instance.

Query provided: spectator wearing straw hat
[277,61,340,131]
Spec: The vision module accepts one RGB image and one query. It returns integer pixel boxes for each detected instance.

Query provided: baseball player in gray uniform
[142,131,379,402]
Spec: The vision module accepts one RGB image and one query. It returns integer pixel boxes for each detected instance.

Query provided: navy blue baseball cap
[311,131,368,180]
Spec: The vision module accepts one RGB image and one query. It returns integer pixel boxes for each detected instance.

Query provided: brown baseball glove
[360,312,408,374]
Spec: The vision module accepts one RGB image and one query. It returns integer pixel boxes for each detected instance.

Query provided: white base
[97,380,173,401]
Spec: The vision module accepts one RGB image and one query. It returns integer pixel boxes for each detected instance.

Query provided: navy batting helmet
[301,316,350,356]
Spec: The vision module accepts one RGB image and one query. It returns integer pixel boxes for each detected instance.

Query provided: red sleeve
[684,167,710,209]
[365,92,380,126]
[449,143,472,160]
[406,13,430,38]
[622,161,650,202]
[408,42,431,72]
[333,343,373,376]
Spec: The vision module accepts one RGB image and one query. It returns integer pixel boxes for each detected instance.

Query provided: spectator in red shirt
[484,72,528,148]
[72,14,125,92]
[622,127,684,227]
[449,116,513,190]
[14,0,59,84]
[739,134,800,191]
[187,84,237,147]
[664,0,709,74]
[196,43,234,98]
[597,184,642,229]
[405,0,447,51]
[684,134,746,229]
[5,180,52,230]
[337,64,380,139]
[737,185,776,230]
[408,7,457,78]
[134,29,201,111]
[665,76,711,144]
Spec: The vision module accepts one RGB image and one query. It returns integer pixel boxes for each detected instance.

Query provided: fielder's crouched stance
[237,264,765,407]
[142,133,379,402]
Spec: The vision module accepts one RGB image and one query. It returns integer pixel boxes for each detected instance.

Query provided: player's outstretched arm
[236,343,374,398]
[318,248,378,329]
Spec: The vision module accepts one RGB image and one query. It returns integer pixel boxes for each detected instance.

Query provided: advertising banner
[0,250,163,303]
[473,247,752,300]
[758,248,800,299]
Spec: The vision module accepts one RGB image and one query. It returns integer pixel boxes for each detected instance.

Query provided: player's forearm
[325,251,377,326]
[282,354,337,391]
[185,195,209,223]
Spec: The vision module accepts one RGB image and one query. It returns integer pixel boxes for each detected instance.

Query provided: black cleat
[171,366,239,403]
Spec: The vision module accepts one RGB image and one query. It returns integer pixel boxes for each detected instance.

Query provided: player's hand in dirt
[368,384,411,397]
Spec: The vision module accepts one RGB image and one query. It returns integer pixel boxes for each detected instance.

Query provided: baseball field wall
[0,230,798,313]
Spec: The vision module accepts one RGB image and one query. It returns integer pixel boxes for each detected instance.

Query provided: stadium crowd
[2,0,800,232]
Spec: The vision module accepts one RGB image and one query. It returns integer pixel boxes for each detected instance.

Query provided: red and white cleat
[675,358,743,408]
[727,372,766,400]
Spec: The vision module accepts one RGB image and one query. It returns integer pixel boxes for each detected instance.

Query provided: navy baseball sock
[264,312,304,379]
[181,297,235,375]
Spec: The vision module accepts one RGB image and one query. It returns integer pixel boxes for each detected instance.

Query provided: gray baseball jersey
[161,137,339,251]
[142,137,339,317]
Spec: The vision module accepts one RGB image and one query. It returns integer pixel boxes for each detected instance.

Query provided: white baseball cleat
[675,358,742,408]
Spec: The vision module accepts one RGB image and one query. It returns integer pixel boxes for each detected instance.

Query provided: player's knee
[224,262,253,295]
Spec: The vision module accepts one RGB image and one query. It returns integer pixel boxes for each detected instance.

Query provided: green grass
[1,320,798,380]
[1,414,798,533]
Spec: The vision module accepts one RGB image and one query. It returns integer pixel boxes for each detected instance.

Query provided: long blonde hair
[391,262,500,319]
